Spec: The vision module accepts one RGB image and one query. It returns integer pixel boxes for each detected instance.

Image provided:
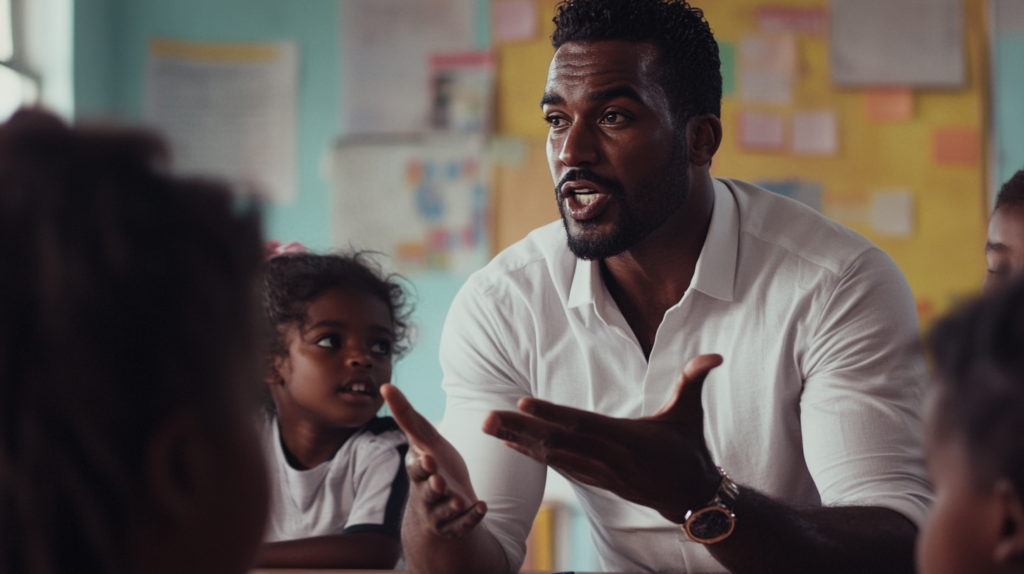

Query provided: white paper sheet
[341,0,476,136]
[831,0,964,88]
[739,34,797,104]
[144,39,298,203]
[494,0,537,42]
[792,110,839,156]
[870,190,915,237]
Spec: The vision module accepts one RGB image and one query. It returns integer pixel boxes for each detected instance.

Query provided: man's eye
[545,116,565,127]
[315,335,339,349]
[601,112,626,124]
[371,341,392,355]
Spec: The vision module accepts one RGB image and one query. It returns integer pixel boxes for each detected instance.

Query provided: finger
[405,449,436,483]
[382,383,440,448]
[502,440,619,491]
[435,501,487,539]
[652,354,723,421]
[515,397,619,440]
[486,411,620,463]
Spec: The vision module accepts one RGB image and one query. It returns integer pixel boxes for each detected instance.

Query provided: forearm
[402,505,513,574]
[257,533,400,569]
[705,488,917,574]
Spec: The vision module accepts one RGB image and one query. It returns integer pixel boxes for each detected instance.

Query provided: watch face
[685,507,735,544]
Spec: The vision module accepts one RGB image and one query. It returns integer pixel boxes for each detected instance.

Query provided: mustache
[556,169,626,197]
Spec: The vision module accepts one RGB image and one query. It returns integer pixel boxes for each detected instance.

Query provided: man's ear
[687,113,723,168]
[993,478,1024,566]
[142,413,212,525]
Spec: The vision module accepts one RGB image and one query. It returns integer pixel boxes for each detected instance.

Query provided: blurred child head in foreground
[0,109,268,574]
[919,276,1024,574]
[985,169,1024,295]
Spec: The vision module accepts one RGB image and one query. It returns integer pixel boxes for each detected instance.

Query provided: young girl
[256,249,411,569]
[918,276,1024,574]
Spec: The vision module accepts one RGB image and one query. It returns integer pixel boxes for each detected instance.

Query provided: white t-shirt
[262,415,408,542]
[438,178,934,573]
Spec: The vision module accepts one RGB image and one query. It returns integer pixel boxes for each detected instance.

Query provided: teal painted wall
[995,33,1024,190]
[71,0,490,421]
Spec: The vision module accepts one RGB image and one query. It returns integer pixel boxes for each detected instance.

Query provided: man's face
[984,204,1024,296]
[543,40,690,260]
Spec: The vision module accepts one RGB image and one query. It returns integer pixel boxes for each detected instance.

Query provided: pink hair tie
[264,240,307,259]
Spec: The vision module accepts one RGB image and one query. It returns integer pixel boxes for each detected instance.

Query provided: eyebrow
[986,241,1008,253]
[306,320,394,336]
[539,86,645,108]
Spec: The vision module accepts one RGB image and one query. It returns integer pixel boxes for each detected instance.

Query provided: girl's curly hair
[261,251,413,359]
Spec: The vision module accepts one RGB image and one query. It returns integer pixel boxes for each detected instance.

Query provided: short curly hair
[261,251,412,361]
[928,276,1024,492]
[551,0,722,125]
[995,168,1024,212]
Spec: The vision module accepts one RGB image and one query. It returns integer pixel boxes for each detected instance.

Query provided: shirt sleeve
[438,276,547,573]
[801,247,934,529]
[342,434,410,540]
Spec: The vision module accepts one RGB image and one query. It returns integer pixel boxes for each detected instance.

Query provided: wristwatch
[681,467,739,544]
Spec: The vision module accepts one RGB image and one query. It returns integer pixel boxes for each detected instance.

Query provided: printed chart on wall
[145,39,298,203]
[330,137,490,274]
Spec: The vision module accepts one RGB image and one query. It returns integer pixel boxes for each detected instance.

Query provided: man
[984,169,1024,295]
[383,1,932,572]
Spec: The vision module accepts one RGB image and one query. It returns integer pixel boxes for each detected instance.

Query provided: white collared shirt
[438,178,933,573]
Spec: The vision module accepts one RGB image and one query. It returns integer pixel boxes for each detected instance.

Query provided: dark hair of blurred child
[918,275,1024,574]
[0,109,269,574]
[256,249,412,569]
[984,169,1024,295]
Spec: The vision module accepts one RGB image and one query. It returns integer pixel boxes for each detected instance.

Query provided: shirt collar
[567,178,739,309]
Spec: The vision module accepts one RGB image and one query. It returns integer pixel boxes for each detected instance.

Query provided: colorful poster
[331,137,490,274]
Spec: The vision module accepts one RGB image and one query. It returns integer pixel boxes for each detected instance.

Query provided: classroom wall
[72,0,489,422]
[994,1,1024,192]
[494,0,991,326]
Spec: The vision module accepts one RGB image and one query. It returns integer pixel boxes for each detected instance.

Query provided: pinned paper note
[864,88,914,122]
[870,190,915,237]
[824,193,869,226]
[493,0,537,42]
[739,35,797,104]
[757,179,823,211]
[792,111,839,156]
[756,6,828,35]
[932,128,981,166]
[739,111,785,151]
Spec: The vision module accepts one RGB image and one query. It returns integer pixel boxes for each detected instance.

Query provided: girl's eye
[371,340,392,355]
[315,335,339,349]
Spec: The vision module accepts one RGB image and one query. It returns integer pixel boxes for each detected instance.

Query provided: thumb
[382,383,439,449]
[651,354,723,421]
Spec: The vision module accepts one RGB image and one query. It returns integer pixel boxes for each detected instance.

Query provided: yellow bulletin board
[490,0,990,327]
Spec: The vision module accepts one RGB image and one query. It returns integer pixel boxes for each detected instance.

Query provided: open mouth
[338,381,376,397]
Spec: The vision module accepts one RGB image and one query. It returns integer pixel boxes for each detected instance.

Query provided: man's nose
[557,122,599,167]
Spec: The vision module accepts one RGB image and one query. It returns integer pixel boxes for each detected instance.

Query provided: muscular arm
[706,490,916,574]
[256,532,401,569]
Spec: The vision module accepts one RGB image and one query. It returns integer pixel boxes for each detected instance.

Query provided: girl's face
[918,430,1004,574]
[271,288,393,430]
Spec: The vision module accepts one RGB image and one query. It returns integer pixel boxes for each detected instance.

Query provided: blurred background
[11,0,1023,569]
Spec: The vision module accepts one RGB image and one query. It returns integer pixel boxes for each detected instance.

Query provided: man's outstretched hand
[482,354,725,524]
[381,383,486,539]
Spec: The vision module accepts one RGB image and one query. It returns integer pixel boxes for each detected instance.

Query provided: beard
[556,141,690,261]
